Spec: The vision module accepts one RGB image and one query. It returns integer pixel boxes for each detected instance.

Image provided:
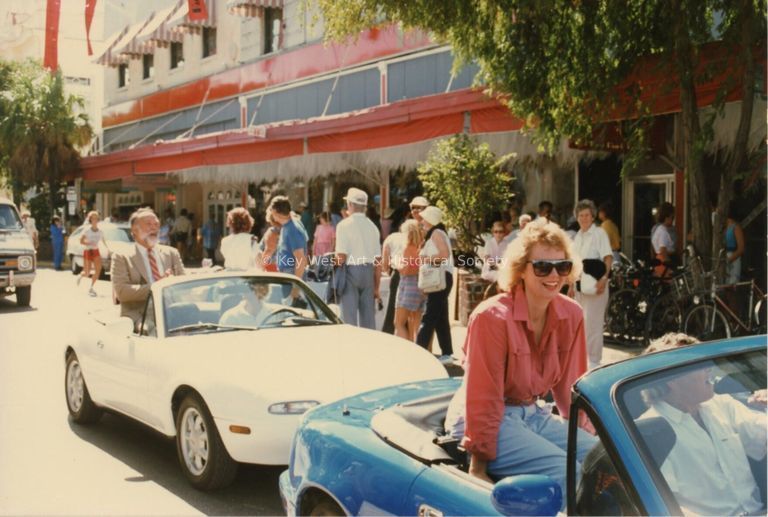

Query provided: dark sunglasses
[527,259,573,277]
[410,205,426,211]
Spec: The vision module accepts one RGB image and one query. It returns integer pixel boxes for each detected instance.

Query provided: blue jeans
[340,264,376,329]
[448,401,597,505]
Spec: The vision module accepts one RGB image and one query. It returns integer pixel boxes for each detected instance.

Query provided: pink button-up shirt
[461,285,588,460]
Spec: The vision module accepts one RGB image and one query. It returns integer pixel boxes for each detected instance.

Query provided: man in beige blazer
[111,207,185,324]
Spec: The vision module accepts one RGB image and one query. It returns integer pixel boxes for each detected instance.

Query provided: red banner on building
[43,0,61,71]
[85,0,97,56]
[187,0,208,21]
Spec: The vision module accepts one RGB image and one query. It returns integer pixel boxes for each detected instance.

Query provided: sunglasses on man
[527,259,573,277]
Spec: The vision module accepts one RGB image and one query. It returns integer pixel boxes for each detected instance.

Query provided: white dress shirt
[648,396,765,515]
[335,213,381,265]
[219,301,279,327]
[136,244,165,284]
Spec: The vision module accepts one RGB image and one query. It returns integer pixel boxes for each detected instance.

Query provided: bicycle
[683,279,767,341]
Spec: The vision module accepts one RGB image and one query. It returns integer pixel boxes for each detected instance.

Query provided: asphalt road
[0,268,284,515]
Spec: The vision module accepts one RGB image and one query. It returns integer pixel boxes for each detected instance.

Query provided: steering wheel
[261,307,303,325]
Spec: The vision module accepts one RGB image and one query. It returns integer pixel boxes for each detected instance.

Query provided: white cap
[344,187,368,205]
[420,206,443,226]
[410,196,429,208]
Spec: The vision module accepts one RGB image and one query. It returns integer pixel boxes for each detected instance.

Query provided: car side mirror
[106,316,135,336]
[327,303,341,318]
[491,474,562,517]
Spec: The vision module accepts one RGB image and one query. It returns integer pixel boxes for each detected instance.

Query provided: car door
[96,297,156,423]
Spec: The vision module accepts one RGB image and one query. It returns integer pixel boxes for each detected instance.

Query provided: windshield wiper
[167,322,259,334]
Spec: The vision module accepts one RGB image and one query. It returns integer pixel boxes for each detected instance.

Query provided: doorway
[624,175,675,260]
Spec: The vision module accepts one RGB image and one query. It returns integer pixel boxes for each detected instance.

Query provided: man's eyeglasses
[527,259,573,277]
[492,230,505,234]
[410,205,426,211]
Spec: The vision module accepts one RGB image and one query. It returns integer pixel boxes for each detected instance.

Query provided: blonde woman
[444,219,596,503]
[394,219,425,341]
[78,210,102,296]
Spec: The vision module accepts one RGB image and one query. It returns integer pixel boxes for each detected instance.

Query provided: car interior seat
[219,294,242,319]
[165,302,201,330]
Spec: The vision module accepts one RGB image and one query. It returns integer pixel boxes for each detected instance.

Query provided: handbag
[578,258,607,295]
[418,264,446,293]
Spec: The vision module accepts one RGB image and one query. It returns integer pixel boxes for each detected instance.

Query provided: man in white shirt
[112,208,185,324]
[219,282,280,327]
[642,333,767,516]
[480,221,509,283]
[335,187,381,329]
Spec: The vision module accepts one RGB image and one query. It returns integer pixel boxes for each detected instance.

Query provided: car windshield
[101,226,133,242]
[162,276,340,336]
[0,205,23,230]
[618,349,767,516]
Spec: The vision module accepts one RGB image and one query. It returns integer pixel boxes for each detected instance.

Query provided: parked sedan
[64,272,447,490]
[280,335,767,516]
[66,221,134,275]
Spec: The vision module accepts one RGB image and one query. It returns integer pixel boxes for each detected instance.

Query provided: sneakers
[438,354,456,365]
[88,288,97,297]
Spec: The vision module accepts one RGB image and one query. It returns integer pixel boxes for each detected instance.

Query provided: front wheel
[70,254,82,275]
[175,393,238,490]
[684,304,731,342]
[15,285,31,307]
[65,352,102,424]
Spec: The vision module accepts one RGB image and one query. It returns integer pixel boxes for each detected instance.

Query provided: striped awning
[167,0,217,33]
[114,15,158,57]
[227,0,282,17]
[135,1,185,48]
[94,25,130,66]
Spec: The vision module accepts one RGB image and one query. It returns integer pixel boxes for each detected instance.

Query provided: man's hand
[595,277,608,295]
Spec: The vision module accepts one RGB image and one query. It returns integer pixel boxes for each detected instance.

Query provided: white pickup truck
[0,198,36,306]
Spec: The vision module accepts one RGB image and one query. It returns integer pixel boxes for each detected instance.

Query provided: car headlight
[17,255,33,271]
[268,400,320,415]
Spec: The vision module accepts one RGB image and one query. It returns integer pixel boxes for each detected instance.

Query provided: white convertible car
[64,271,447,490]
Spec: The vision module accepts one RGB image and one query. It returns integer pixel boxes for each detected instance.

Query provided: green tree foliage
[417,134,513,263]
[314,0,766,264]
[0,60,92,216]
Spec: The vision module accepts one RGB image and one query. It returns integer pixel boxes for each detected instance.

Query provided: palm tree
[0,60,93,214]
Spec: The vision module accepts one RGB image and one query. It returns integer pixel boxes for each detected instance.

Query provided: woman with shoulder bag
[416,206,454,364]
[568,199,612,369]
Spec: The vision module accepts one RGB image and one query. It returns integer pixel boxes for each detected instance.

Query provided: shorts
[396,274,425,312]
[83,249,100,261]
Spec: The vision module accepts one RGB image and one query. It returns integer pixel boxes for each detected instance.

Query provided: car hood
[167,324,449,407]
[0,231,35,253]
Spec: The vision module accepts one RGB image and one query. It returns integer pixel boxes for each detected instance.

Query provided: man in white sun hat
[334,187,381,329]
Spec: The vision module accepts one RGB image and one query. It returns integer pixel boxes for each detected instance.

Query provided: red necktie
[147,248,161,282]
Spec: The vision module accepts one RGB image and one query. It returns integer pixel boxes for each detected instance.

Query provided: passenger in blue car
[445,219,597,501]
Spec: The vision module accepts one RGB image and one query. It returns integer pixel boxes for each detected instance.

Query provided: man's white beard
[143,234,158,248]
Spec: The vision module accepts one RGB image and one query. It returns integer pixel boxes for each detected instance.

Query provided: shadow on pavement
[67,412,284,515]
[0,296,38,314]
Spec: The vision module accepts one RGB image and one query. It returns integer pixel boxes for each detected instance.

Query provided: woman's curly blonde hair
[496,218,582,292]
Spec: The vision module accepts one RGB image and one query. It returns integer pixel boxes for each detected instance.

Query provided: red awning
[94,25,130,66]
[135,1,185,48]
[80,88,518,182]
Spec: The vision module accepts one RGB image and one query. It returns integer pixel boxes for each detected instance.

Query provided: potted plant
[418,134,514,323]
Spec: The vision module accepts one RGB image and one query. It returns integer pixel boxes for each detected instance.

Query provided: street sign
[68,201,76,215]
[66,187,76,202]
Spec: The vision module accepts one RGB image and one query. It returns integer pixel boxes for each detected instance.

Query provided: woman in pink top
[444,218,596,500]
[312,211,335,257]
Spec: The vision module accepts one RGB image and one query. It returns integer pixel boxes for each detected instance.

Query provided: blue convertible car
[280,335,767,516]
